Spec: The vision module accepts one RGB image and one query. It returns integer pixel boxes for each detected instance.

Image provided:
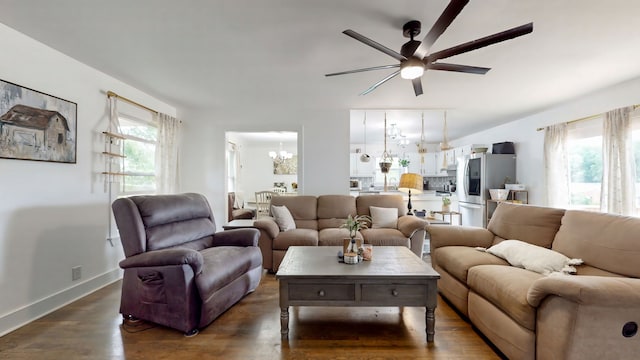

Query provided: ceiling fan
[325,0,533,96]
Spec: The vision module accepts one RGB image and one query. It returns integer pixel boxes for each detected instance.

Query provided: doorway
[225,131,298,212]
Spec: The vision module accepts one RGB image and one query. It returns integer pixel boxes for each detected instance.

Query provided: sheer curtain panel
[155,113,182,194]
[600,107,636,215]
[544,123,570,208]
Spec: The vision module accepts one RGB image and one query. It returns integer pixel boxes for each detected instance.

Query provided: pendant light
[360,112,371,162]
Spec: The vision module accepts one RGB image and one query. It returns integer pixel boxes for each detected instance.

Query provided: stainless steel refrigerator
[456,153,516,227]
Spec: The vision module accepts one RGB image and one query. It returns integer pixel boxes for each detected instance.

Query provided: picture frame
[0,79,77,163]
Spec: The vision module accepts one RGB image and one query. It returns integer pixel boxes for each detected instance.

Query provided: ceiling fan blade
[325,64,400,77]
[414,0,469,59]
[412,78,423,96]
[428,62,490,74]
[428,22,533,62]
[360,70,400,95]
[343,29,407,62]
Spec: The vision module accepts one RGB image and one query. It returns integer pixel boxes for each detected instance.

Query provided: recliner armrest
[427,225,494,251]
[119,248,204,275]
[253,218,280,239]
[211,228,259,247]
[397,215,428,237]
[527,275,640,307]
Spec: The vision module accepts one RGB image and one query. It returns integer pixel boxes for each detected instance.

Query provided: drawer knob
[392,289,399,297]
[318,290,325,297]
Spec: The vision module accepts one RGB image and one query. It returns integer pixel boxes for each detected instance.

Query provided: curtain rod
[107,90,158,115]
[536,104,640,131]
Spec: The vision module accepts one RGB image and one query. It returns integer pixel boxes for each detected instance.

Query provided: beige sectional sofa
[253,194,428,272]
[428,201,640,360]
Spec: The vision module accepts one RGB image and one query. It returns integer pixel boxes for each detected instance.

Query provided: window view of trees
[568,130,640,211]
[119,117,157,194]
[568,136,602,209]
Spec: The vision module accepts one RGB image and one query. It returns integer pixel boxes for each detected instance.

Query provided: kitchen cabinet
[424,152,438,175]
[350,154,375,176]
[406,152,423,174]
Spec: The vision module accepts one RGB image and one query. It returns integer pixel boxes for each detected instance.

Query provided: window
[118,116,157,195]
[566,110,640,214]
[227,142,238,192]
[568,133,602,211]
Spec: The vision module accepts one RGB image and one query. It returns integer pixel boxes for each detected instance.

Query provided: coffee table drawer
[361,284,427,305]
[288,283,355,301]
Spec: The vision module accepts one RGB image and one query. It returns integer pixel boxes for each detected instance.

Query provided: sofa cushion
[195,246,262,301]
[435,246,509,283]
[370,206,398,228]
[271,196,317,221]
[318,228,362,246]
[488,202,565,248]
[317,195,357,230]
[485,239,583,275]
[272,229,319,250]
[271,205,296,231]
[360,228,409,247]
[552,210,640,278]
[468,265,543,331]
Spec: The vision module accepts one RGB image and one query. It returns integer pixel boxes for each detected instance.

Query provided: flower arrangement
[442,196,451,206]
[341,214,371,239]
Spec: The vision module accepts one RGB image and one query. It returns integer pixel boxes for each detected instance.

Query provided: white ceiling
[2,0,640,144]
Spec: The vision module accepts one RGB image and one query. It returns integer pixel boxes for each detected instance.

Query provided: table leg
[280,306,289,339]
[426,306,435,342]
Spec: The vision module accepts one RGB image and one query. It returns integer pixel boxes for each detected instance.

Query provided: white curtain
[108,96,121,134]
[600,106,636,215]
[544,123,570,208]
[155,113,182,194]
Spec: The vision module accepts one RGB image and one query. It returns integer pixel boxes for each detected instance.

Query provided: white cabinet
[350,154,375,176]
[406,152,423,174]
[424,152,438,176]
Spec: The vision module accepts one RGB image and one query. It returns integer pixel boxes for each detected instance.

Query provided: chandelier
[269,142,293,164]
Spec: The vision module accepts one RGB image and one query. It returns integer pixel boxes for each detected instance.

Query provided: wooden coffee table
[275,246,440,342]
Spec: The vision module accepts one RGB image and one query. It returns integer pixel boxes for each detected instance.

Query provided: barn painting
[0,79,77,163]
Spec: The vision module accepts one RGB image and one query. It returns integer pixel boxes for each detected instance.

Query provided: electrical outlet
[72,266,82,281]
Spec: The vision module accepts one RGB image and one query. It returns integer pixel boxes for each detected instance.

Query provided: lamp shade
[398,173,423,194]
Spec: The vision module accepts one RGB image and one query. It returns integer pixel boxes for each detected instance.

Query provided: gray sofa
[253,194,428,272]
[428,201,640,359]
[112,193,263,335]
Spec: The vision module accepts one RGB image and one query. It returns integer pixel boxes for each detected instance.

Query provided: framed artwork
[273,155,297,175]
[0,79,77,163]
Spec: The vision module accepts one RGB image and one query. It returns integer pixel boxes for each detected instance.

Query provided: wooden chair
[255,191,277,217]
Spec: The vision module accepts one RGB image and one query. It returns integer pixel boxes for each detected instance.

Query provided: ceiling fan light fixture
[400,58,424,80]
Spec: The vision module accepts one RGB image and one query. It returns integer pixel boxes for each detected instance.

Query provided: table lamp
[398,173,423,215]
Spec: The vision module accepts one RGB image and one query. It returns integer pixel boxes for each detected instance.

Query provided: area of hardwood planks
[0,272,502,359]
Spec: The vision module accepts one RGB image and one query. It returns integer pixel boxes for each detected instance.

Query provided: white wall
[0,23,176,335]
[452,76,640,206]
[180,108,349,226]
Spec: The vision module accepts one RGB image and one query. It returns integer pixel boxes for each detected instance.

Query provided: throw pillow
[271,205,296,232]
[481,239,583,275]
[369,206,398,229]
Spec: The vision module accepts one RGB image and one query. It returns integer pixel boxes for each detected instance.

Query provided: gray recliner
[112,193,262,336]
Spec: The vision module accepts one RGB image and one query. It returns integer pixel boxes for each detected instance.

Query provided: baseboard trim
[0,268,122,337]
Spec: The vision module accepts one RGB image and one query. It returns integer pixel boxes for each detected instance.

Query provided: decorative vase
[442,204,450,213]
[344,238,359,264]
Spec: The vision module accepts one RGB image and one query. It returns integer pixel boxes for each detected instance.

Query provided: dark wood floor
[0,271,502,359]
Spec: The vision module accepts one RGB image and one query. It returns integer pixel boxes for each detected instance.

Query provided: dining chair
[255,191,277,217]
